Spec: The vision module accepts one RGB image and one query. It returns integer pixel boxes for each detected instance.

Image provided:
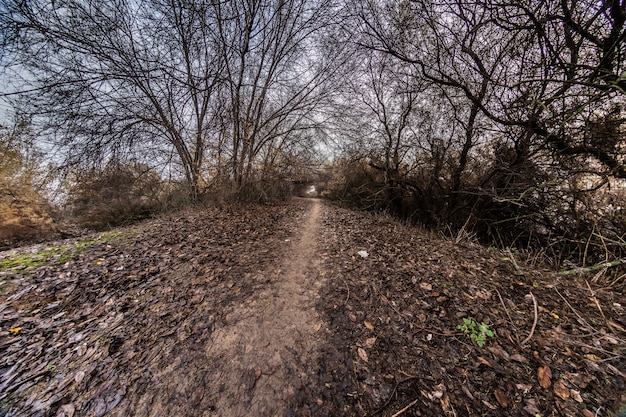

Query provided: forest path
[202,197,325,416]
[2,198,624,417]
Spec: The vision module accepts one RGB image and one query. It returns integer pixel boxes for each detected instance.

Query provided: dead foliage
[66,161,173,230]
[0,200,624,417]
[313,205,626,416]
[325,153,626,275]
[0,202,302,416]
[0,125,57,248]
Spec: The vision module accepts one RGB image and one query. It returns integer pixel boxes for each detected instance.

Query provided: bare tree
[327,0,626,259]
[1,0,344,199]
[360,0,626,180]
[214,0,344,190]
[0,0,229,199]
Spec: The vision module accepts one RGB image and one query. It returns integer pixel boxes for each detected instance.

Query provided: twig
[585,280,616,334]
[558,259,625,276]
[590,268,606,284]
[391,398,420,417]
[345,280,350,304]
[495,289,519,343]
[506,248,525,276]
[368,376,434,416]
[521,292,538,346]
[608,272,625,288]
[554,286,590,329]
[550,337,626,359]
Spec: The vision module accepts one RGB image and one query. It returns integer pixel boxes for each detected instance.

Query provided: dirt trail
[3,198,624,417]
[202,198,324,416]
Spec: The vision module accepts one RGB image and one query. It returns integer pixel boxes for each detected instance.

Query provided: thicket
[66,160,179,230]
[324,0,626,270]
[0,120,56,248]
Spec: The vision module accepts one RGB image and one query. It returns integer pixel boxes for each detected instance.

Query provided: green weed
[457,318,495,347]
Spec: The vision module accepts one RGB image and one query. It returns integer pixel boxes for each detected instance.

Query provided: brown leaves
[311,322,323,333]
[494,388,509,408]
[538,365,552,388]
[510,353,529,364]
[364,337,377,349]
[0,203,304,417]
[553,379,570,400]
[3,199,626,417]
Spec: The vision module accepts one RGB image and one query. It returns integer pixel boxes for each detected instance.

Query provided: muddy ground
[1,198,625,416]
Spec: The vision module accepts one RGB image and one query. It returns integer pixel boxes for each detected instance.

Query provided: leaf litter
[0,200,624,416]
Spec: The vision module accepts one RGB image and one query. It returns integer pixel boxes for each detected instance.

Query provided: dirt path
[2,199,625,417]
[200,198,324,416]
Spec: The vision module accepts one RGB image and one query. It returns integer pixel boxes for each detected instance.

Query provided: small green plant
[457,318,494,347]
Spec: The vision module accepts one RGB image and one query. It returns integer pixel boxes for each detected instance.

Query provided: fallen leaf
[192,387,204,406]
[419,282,432,291]
[584,359,603,373]
[478,356,491,367]
[538,365,552,388]
[440,394,452,412]
[9,327,22,334]
[494,388,509,408]
[357,347,368,362]
[553,379,570,400]
[510,354,529,364]
[482,400,498,410]
[475,289,491,300]
[523,399,541,415]
[584,354,602,362]
[311,322,322,333]
[488,346,510,360]
[364,337,377,349]
[583,409,595,417]
[57,404,75,417]
[74,370,86,383]
[427,386,444,401]
[571,389,583,403]
[364,321,374,330]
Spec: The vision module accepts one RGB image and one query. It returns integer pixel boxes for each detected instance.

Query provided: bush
[326,145,626,269]
[0,181,56,248]
[0,122,56,247]
[67,160,168,229]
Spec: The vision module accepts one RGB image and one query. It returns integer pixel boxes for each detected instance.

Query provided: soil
[1,198,625,417]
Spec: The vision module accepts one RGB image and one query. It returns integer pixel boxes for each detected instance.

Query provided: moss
[0,230,134,272]
[0,247,64,269]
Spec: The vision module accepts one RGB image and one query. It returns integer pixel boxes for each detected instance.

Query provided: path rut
[204,198,324,416]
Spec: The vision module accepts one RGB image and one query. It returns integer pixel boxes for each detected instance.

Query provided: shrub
[67,160,167,229]
[0,122,56,247]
